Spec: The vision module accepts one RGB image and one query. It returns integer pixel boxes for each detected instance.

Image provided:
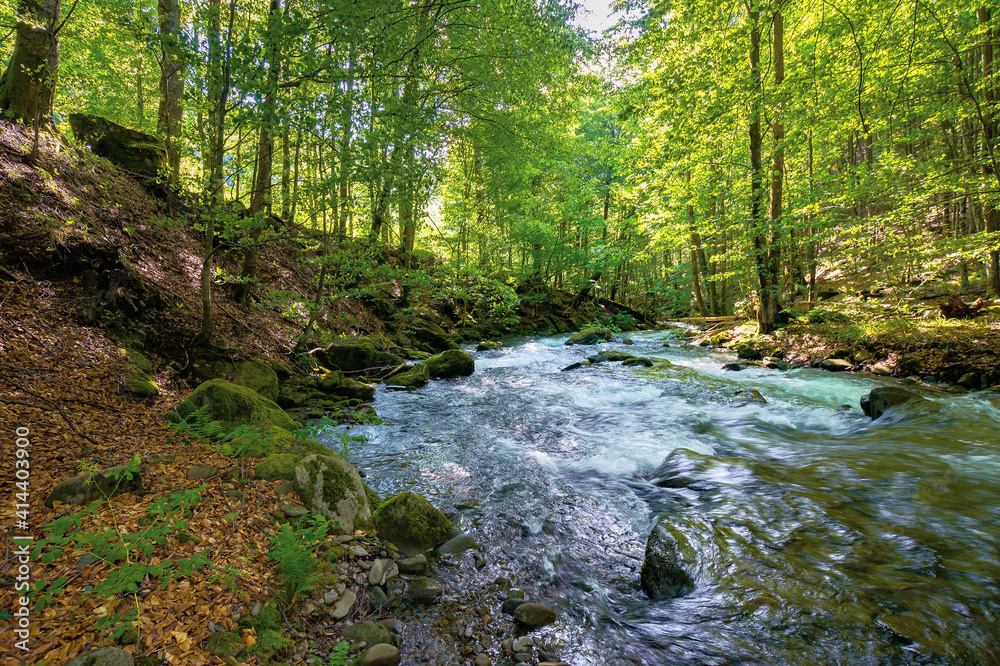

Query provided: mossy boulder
[65,648,136,666]
[387,363,430,388]
[124,368,159,397]
[421,349,475,378]
[476,341,503,351]
[318,338,402,372]
[232,359,280,401]
[373,492,454,557]
[255,453,303,481]
[565,327,613,346]
[69,113,167,178]
[293,454,371,534]
[229,424,330,458]
[363,480,382,512]
[315,370,376,401]
[270,359,295,379]
[408,318,460,351]
[587,351,638,364]
[174,379,298,436]
[45,464,143,509]
[124,348,152,373]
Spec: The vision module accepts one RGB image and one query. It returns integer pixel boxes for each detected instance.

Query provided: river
[337,330,1000,665]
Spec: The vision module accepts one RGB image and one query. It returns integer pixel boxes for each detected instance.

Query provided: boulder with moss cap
[373,492,453,557]
[231,359,280,401]
[421,349,475,378]
[174,379,298,436]
[293,454,370,534]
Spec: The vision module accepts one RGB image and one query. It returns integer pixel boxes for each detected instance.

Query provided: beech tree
[0,0,64,125]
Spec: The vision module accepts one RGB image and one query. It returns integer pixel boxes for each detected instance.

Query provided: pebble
[398,553,428,574]
[512,636,534,652]
[352,545,370,557]
[281,503,308,517]
[408,577,443,603]
[475,654,491,666]
[359,643,401,666]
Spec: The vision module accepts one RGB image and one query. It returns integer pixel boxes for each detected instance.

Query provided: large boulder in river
[293,454,371,534]
[640,521,695,599]
[68,113,167,178]
[422,349,475,378]
[387,363,430,388]
[861,386,927,420]
[565,327,613,346]
[175,378,298,436]
[373,492,454,557]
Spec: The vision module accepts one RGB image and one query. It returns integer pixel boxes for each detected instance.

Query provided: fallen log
[940,294,992,319]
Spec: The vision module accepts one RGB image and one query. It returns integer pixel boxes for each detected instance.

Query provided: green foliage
[267,515,329,605]
[29,456,211,648]
[325,640,353,666]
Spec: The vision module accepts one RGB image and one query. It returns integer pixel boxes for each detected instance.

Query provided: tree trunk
[980,6,1000,297]
[0,0,61,125]
[234,0,283,305]
[157,0,184,183]
[748,4,775,333]
[688,169,709,316]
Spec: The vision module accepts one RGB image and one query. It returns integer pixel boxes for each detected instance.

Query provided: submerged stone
[640,521,695,599]
[863,386,927,420]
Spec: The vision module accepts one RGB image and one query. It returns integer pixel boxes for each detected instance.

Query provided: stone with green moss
[421,349,474,378]
[270,359,295,379]
[239,598,282,631]
[174,379,298,436]
[45,464,143,509]
[386,363,429,388]
[373,492,453,557]
[249,629,294,661]
[319,337,403,372]
[363,480,382,512]
[255,453,302,481]
[205,630,244,659]
[231,359,280,401]
[228,424,330,458]
[293,454,370,535]
[124,348,152,373]
[565,327,614,346]
[124,368,159,397]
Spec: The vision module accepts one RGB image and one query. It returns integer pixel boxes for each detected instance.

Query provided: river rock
[422,349,475,378]
[187,464,217,479]
[476,341,503,351]
[640,521,695,599]
[397,553,428,574]
[514,602,557,627]
[729,389,767,407]
[373,492,453,556]
[437,533,480,555]
[565,327,613,345]
[319,338,403,373]
[957,372,980,389]
[332,589,357,619]
[862,386,927,420]
[722,363,743,371]
[587,350,636,364]
[622,357,654,367]
[293,454,370,534]
[359,643,401,666]
[387,363,430,388]
[819,358,853,372]
[407,576,443,603]
[343,621,392,647]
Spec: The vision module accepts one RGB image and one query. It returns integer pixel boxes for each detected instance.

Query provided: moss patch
[175,379,298,436]
[255,453,302,481]
[373,491,453,557]
[124,368,159,397]
[232,359,280,401]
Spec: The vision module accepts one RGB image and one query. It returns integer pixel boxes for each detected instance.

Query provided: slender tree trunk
[235,0,284,305]
[157,0,184,183]
[281,127,291,219]
[765,5,785,321]
[0,0,62,125]
[979,6,1000,296]
[688,169,709,316]
[748,4,775,333]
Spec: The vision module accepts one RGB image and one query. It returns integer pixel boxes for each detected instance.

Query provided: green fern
[267,516,329,605]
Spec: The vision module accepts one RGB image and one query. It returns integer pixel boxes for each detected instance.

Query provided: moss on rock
[565,327,614,346]
[232,359,280,401]
[421,349,475,378]
[255,453,302,481]
[174,379,298,436]
[293,454,370,534]
[124,368,159,397]
[373,492,453,557]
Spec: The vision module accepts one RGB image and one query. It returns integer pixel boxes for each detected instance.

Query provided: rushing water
[337,331,1000,665]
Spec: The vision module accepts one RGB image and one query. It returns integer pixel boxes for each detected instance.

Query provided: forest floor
[1,119,999,665]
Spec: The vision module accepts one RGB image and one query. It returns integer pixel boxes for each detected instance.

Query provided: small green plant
[268,515,329,605]
[30,458,211,648]
[325,640,352,666]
